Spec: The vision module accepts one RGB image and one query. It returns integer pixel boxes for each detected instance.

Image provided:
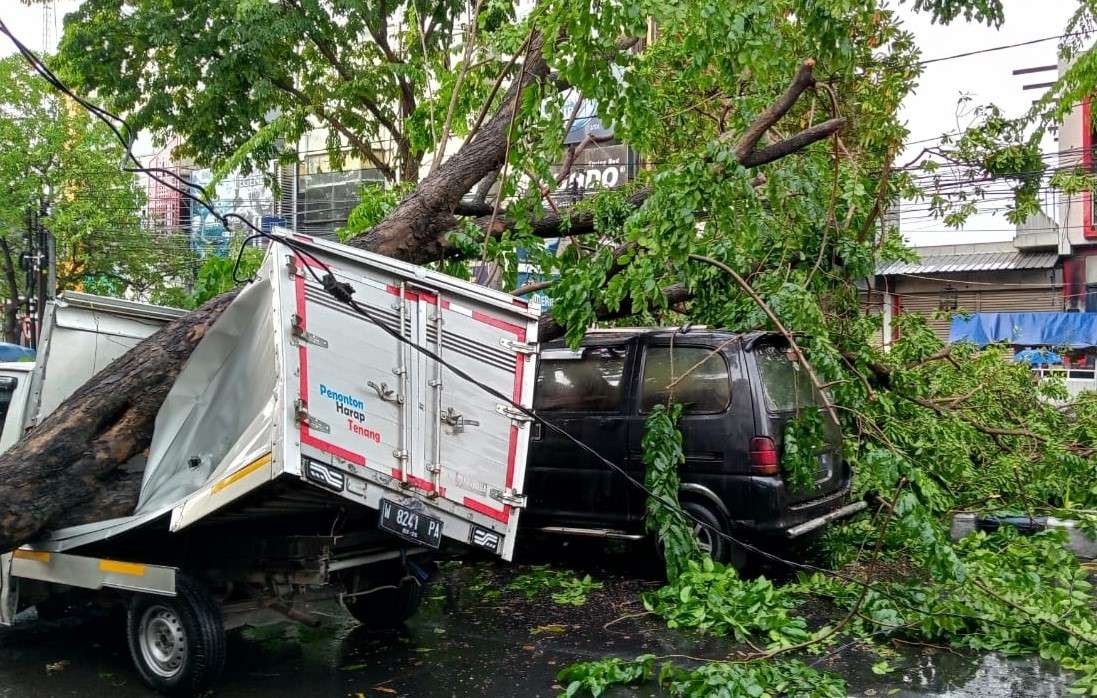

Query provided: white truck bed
[0,292,185,453]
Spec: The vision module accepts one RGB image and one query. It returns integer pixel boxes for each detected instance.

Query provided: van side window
[0,376,17,442]
[640,346,730,414]
[534,346,628,411]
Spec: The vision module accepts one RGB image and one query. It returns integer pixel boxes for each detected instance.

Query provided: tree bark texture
[0,292,236,551]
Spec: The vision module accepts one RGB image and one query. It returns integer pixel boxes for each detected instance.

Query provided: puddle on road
[839,646,1073,697]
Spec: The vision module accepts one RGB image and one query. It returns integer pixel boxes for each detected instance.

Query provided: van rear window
[534,346,627,411]
[754,344,817,412]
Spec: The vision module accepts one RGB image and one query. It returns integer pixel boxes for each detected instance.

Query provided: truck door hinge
[290,314,329,348]
[495,404,533,425]
[294,399,330,434]
[367,380,403,404]
[490,487,527,508]
[499,338,537,354]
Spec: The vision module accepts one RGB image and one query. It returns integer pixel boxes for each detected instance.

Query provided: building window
[938,287,959,311]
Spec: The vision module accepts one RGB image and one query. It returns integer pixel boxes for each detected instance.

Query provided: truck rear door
[282,239,538,559]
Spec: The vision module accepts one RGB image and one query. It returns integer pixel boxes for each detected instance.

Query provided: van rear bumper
[784,500,867,538]
[732,473,860,536]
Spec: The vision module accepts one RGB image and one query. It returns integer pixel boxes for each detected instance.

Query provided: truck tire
[681,500,751,574]
[126,576,226,696]
[342,577,423,629]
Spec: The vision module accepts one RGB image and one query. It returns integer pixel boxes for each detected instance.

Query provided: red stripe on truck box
[295,266,367,467]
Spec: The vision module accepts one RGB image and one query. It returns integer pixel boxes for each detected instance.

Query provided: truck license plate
[378,499,443,549]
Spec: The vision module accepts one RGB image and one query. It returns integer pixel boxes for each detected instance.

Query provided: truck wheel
[126,577,226,696]
[342,577,423,629]
[682,501,751,574]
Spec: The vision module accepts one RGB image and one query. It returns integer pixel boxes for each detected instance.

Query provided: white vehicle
[0,233,540,695]
[0,291,185,453]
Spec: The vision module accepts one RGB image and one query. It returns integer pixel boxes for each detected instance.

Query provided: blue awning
[0,342,34,362]
[949,312,1097,348]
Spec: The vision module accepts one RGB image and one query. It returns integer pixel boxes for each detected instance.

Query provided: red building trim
[1083,98,1097,239]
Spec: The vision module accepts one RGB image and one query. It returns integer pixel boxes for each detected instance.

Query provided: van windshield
[754,344,817,412]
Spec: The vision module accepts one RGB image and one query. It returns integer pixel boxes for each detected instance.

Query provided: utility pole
[20,203,54,350]
[23,208,36,348]
[37,204,51,344]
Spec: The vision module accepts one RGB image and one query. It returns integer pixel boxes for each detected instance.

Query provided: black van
[523,329,865,568]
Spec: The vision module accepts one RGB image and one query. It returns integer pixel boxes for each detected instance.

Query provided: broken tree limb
[0,292,238,551]
[733,59,819,162]
[349,32,552,264]
[688,253,841,427]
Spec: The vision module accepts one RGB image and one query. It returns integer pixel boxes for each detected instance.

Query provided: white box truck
[0,233,540,695]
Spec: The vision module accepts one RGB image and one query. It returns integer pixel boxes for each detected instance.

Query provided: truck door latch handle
[441,407,479,433]
[367,380,403,404]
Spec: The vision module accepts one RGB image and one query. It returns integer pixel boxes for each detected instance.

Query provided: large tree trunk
[349,33,550,264]
[0,293,236,551]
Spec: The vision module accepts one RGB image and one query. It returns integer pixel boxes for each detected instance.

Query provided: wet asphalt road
[0,544,1077,697]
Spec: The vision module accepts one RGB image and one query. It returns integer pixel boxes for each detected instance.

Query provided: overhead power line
[919,32,1083,66]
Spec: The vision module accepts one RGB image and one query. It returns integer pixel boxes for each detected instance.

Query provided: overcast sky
[0,1,1085,247]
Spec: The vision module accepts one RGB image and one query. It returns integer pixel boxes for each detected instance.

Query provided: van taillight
[749,436,780,475]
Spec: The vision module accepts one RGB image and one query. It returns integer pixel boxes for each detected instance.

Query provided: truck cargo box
[18,233,540,561]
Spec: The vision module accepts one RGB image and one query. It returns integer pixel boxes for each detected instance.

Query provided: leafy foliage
[658,659,847,698]
[508,565,603,606]
[643,557,813,648]
[189,246,266,308]
[796,528,1097,694]
[557,655,655,697]
[0,55,177,336]
[558,654,846,698]
[339,182,416,241]
[643,403,700,581]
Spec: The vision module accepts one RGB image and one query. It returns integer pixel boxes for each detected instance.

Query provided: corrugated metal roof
[876,251,1059,276]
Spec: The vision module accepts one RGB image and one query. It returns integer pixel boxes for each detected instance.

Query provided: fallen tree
[9,0,1097,691]
[0,23,842,549]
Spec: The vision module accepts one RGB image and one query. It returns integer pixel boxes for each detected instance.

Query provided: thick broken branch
[734,59,819,161]
[740,117,846,167]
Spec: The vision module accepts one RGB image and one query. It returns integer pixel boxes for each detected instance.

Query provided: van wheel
[126,577,225,696]
[682,501,751,574]
[342,577,423,628]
